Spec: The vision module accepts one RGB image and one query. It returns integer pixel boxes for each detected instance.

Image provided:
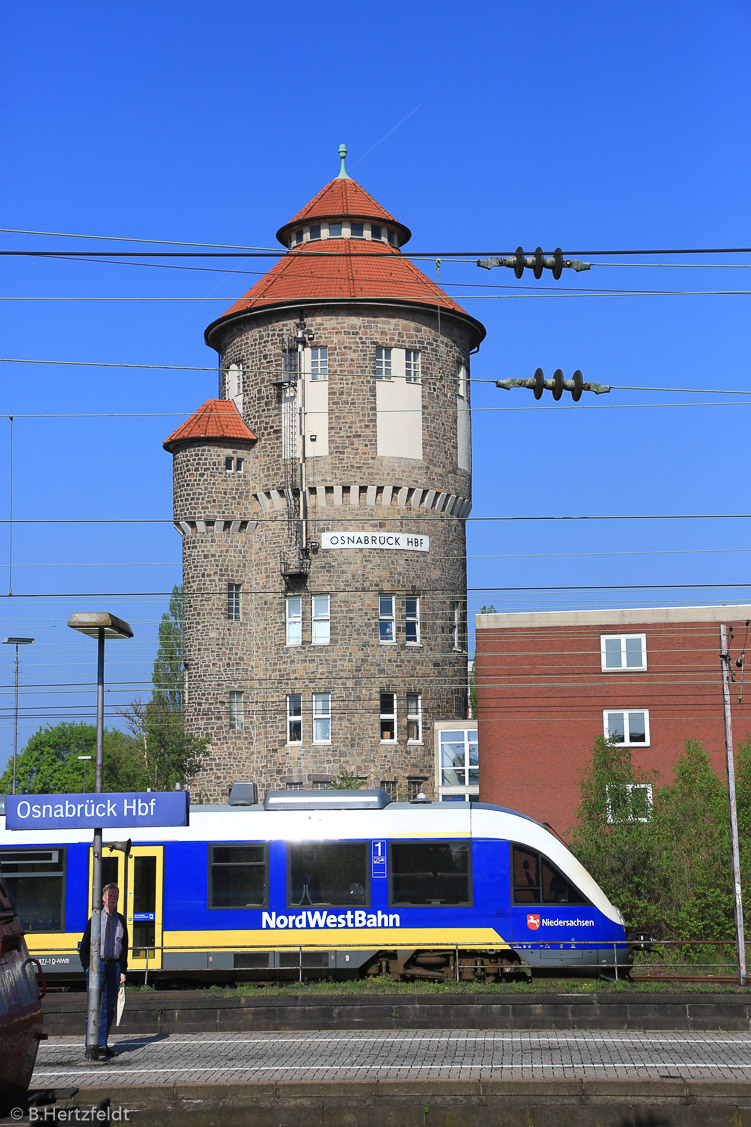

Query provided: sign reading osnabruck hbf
[321,531,429,552]
[5,791,189,830]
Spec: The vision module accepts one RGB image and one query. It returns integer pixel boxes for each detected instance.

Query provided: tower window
[405,597,420,645]
[313,692,331,743]
[380,693,396,742]
[287,693,302,744]
[379,595,395,643]
[286,596,302,646]
[309,224,321,240]
[227,583,242,622]
[229,691,244,731]
[405,350,421,383]
[376,347,392,380]
[351,222,364,238]
[387,229,397,246]
[407,693,422,743]
[328,222,342,237]
[310,347,328,381]
[312,594,330,644]
[371,225,383,241]
[291,230,303,246]
[225,456,244,472]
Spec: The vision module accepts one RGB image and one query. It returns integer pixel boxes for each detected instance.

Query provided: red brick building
[475,605,751,834]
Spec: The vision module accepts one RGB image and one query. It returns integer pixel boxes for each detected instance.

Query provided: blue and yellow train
[0,788,630,981]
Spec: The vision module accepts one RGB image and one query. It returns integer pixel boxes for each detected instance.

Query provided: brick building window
[457,363,468,398]
[405,350,421,383]
[439,728,479,802]
[312,595,330,644]
[380,780,398,799]
[603,709,650,746]
[287,694,302,744]
[405,597,420,645]
[601,634,647,671]
[286,781,303,791]
[229,691,244,731]
[310,347,328,381]
[407,779,426,801]
[379,595,395,643]
[407,693,422,743]
[606,783,653,823]
[376,347,392,380]
[225,456,243,472]
[380,693,396,742]
[286,596,302,646]
[227,583,241,622]
[313,692,331,743]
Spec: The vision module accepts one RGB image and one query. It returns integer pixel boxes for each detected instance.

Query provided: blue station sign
[5,791,189,830]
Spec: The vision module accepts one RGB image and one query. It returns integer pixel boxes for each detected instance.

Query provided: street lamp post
[2,636,34,795]
[78,754,92,794]
[67,612,133,1061]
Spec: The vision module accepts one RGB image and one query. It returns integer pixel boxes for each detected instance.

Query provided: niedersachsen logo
[262,910,400,930]
[532,917,595,928]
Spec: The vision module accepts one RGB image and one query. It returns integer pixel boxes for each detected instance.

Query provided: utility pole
[719,623,747,986]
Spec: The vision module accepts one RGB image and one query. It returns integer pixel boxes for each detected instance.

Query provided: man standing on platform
[80,882,128,1059]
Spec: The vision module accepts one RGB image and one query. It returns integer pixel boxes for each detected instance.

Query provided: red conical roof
[205,159,486,348]
[276,177,410,245]
[163,399,257,453]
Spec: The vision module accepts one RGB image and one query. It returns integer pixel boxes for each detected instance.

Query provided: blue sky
[1,0,750,770]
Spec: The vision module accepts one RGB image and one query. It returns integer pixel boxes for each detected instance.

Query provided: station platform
[14,1028,751,1126]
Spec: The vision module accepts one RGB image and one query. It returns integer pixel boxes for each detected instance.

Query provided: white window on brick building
[404,350,421,383]
[451,601,462,651]
[312,595,330,644]
[224,456,243,472]
[227,583,242,622]
[603,709,650,746]
[438,728,479,802]
[287,693,302,744]
[379,595,395,643]
[226,363,243,411]
[405,597,420,645]
[407,693,422,743]
[380,692,396,742]
[376,346,392,380]
[286,596,302,646]
[229,691,244,731]
[313,692,331,743]
[310,347,328,381]
[601,634,647,672]
[606,783,653,823]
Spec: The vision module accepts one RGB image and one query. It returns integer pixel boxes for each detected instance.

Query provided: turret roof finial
[337,143,350,179]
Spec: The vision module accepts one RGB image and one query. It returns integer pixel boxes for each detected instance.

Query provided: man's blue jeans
[85,959,120,1047]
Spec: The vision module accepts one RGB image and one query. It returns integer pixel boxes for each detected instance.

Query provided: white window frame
[451,600,462,651]
[376,346,392,380]
[603,709,650,747]
[229,690,244,731]
[310,346,328,381]
[313,692,331,744]
[405,596,420,646]
[380,692,397,742]
[601,633,647,672]
[287,693,302,744]
[457,363,468,399]
[404,349,421,383]
[407,693,422,743]
[286,596,302,646]
[379,594,396,644]
[606,783,653,823]
[311,594,330,645]
[227,583,242,622]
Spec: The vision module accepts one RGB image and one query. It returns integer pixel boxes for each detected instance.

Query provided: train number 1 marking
[371,840,387,879]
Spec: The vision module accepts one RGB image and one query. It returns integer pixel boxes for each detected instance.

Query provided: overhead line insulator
[496,369,610,399]
[477,247,591,275]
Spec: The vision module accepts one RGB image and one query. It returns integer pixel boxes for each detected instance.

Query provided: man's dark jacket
[79,912,129,973]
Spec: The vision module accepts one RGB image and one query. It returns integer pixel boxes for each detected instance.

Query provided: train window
[390,842,471,906]
[0,848,65,931]
[288,842,368,907]
[512,845,588,906]
[209,845,267,909]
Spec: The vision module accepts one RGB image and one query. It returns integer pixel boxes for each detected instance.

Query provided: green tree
[119,584,210,790]
[327,769,364,790]
[567,735,660,934]
[0,722,149,794]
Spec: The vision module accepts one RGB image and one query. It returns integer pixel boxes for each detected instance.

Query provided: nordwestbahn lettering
[262,910,400,929]
[5,791,189,830]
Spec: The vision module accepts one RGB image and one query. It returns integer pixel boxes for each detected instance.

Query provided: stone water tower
[164,147,485,800]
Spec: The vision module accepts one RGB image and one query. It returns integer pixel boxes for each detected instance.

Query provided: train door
[87,849,126,918]
[125,846,164,973]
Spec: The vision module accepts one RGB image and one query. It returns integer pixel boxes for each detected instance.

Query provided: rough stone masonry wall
[173,304,474,801]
